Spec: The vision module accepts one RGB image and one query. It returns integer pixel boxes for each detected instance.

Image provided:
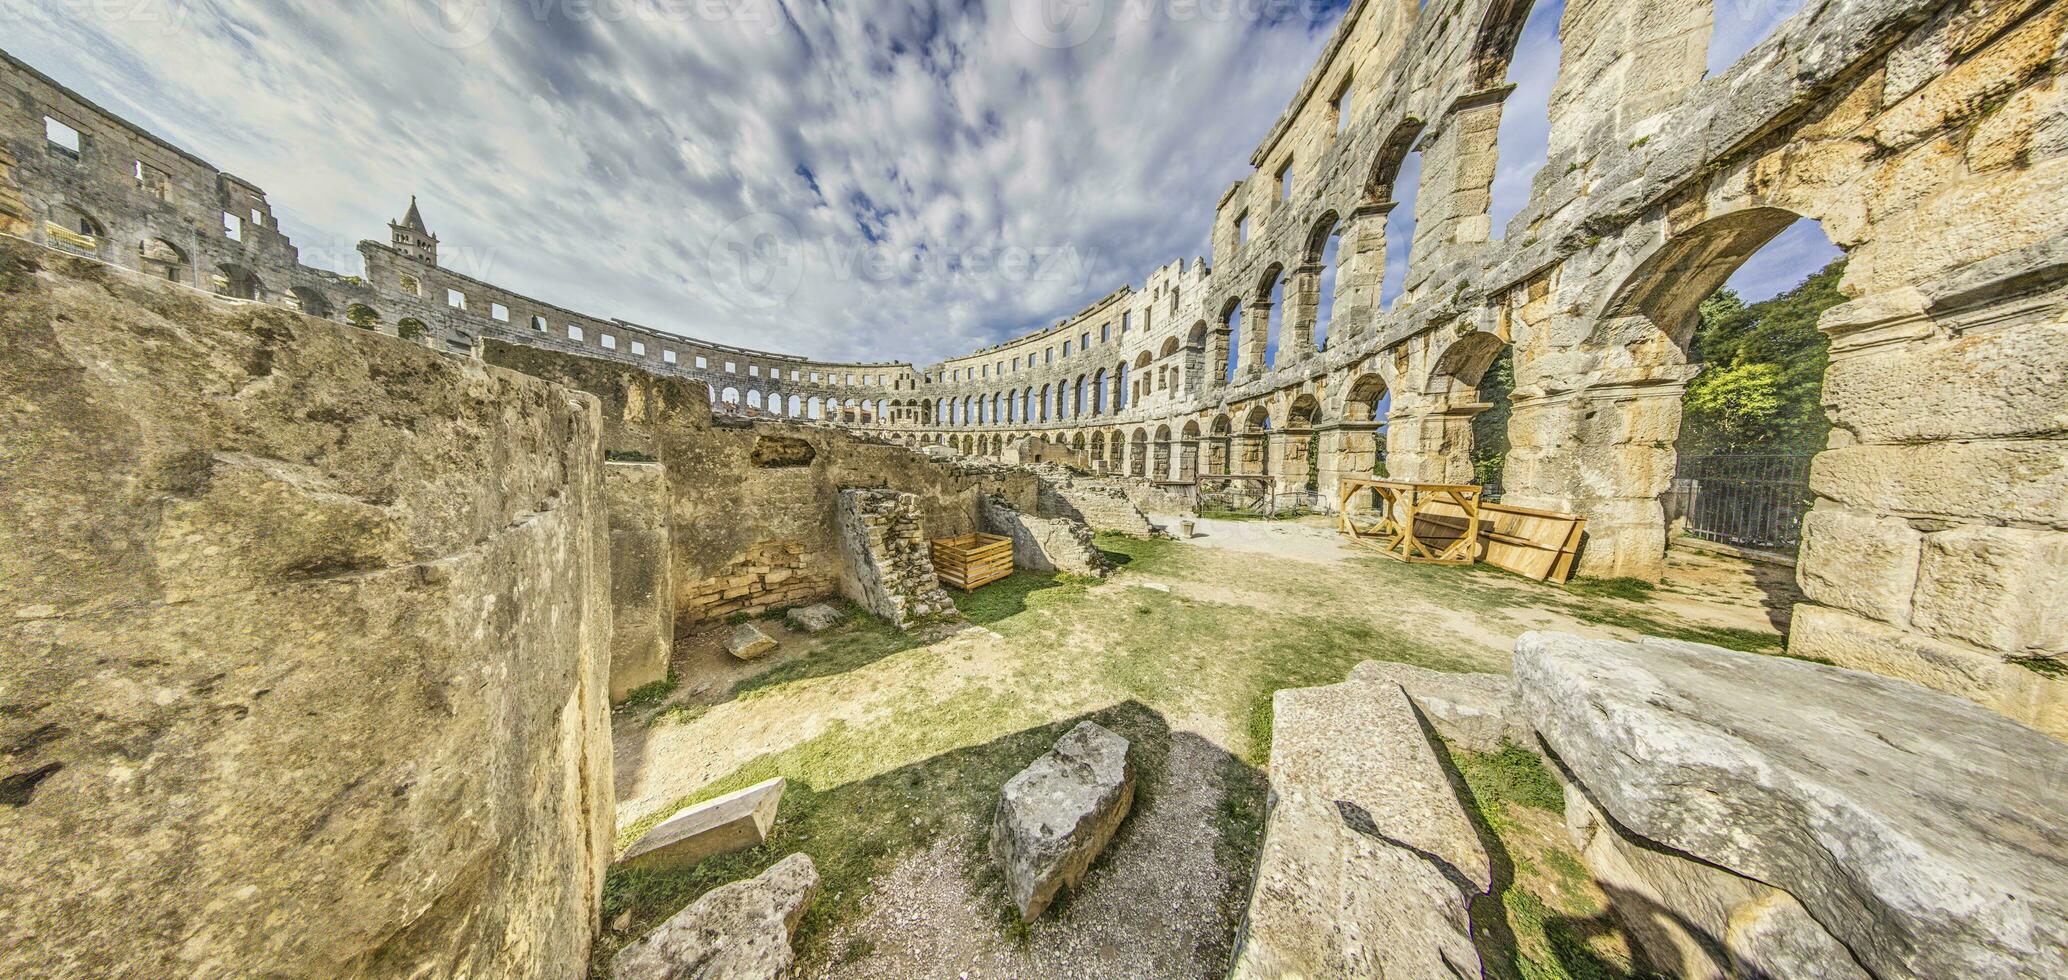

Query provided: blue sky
[8,0,1830,366]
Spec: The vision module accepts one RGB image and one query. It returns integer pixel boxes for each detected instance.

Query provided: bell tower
[389,195,439,266]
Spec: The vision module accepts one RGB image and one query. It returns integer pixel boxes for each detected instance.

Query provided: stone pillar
[1384,397,1488,486]
[1786,277,2068,739]
[0,145,28,236]
[1241,300,1272,379]
[1274,430,1313,495]
[604,462,675,701]
[1153,439,1172,481]
[1285,265,1322,357]
[1499,369,1692,580]
[1334,204,1391,344]
[1316,423,1382,510]
[1178,439,1200,482]
[1410,89,1508,270]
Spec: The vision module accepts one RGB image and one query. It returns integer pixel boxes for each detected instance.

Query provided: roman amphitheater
[3,0,2066,976]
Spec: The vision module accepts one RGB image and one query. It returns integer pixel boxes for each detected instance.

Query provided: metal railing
[1668,454,1816,552]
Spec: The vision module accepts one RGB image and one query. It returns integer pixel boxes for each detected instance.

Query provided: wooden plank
[932,534,1015,591]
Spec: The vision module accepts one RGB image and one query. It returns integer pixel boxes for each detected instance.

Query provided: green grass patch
[615,672,678,712]
[950,570,1086,630]
[1453,743,1564,831]
[729,611,920,699]
[597,699,1176,973]
[1563,577,1655,602]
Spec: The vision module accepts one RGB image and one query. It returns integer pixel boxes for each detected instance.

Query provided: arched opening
[396,317,429,343]
[1114,362,1129,412]
[1208,414,1233,474]
[1485,0,1560,240]
[1381,151,1423,310]
[1239,407,1272,476]
[1178,420,1201,482]
[139,237,189,283]
[1129,429,1149,478]
[1286,394,1322,493]
[1089,430,1106,468]
[1153,425,1173,481]
[1305,213,1342,351]
[45,203,106,257]
[345,303,379,330]
[1092,368,1107,415]
[1257,263,1285,369]
[720,387,742,410]
[213,264,265,301]
[1220,297,1242,383]
[1037,384,1051,423]
[808,396,824,420]
[789,394,804,417]
[286,287,333,318]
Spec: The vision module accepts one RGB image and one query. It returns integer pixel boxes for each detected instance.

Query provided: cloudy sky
[7,0,1829,366]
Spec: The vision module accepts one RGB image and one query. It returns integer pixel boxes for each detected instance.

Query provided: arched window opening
[1260,264,1285,369]
[1381,152,1422,310]
[1221,299,1242,382]
[286,287,333,319]
[139,237,189,282]
[1486,0,1560,240]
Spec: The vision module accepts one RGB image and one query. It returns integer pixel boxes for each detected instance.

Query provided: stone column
[1333,203,1391,345]
[1274,430,1313,496]
[1410,88,1509,271]
[1241,300,1272,379]
[1178,439,1200,482]
[1316,423,1382,510]
[1153,440,1172,481]
[1284,265,1322,357]
[1498,367,1693,580]
[1383,395,1488,487]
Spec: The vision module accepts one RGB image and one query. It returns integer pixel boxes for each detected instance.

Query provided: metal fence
[1667,454,1816,552]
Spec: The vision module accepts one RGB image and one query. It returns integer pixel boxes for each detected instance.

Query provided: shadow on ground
[595,699,1267,977]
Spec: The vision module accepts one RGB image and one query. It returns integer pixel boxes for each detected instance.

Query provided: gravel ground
[809,732,1250,979]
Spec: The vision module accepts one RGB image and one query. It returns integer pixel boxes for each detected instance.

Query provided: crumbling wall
[483,340,1040,628]
[837,489,961,629]
[606,461,675,700]
[981,494,1111,578]
[0,241,613,977]
[0,144,26,235]
[1038,472,1155,538]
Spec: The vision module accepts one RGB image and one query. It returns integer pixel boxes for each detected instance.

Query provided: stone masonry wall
[0,240,614,977]
[838,489,961,629]
[606,461,675,700]
[981,493,1111,578]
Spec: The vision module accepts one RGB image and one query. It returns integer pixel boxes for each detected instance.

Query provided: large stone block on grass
[990,721,1135,921]
[1231,680,1490,979]
[617,777,786,873]
[1515,631,2068,980]
[785,602,848,634]
[1347,660,1524,753]
[612,852,818,980]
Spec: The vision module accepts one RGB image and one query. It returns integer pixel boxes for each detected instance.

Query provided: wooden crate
[931,533,1014,591]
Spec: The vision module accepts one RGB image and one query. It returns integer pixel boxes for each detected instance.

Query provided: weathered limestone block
[1821,318,2068,444]
[981,493,1110,578]
[607,461,675,700]
[1231,680,1490,979]
[1794,506,1921,626]
[612,853,819,980]
[1810,441,2068,528]
[0,144,26,235]
[0,242,613,978]
[727,622,779,661]
[1564,781,1869,980]
[785,602,848,634]
[617,777,785,873]
[1346,659,1525,753]
[1911,524,2068,655]
[1789,603,2068,738]
[1515,631,2068,979]
[990,721,1135,921]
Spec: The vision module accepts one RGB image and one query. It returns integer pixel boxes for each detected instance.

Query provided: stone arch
[213,263,265,301]
[1302,211,1343,352]
[1217,295,1243,384]
[1425,331,1508,397]
[1595,206,1807,352]
[1129,428,1150,478]
[1207,414,1233,474]
[1153,424,1173,481]
[1470,0,1537,90]
[287,286,333,318]
[1178,419,1201,481]
[345,303,379,329]
[138,237,190,282]
[45,203,107,257]
[1364,119,1426,205]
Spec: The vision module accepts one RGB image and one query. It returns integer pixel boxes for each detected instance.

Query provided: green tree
[1679,258,1845,456]
[1472,349,1513,487]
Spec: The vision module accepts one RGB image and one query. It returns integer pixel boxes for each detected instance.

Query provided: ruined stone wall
[0,240,614,976]
[838,489,962,628]
[482,340,1041,629]
[606,461,676,699]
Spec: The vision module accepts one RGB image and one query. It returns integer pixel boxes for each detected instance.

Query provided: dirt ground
[599,524,1797,977]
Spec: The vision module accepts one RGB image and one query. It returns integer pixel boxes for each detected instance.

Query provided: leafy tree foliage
[1679,258,1846,455]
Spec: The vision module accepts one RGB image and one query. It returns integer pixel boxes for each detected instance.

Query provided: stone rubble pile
[835,488,960,629]
[980,493,1111,578]
[726,621,779,661]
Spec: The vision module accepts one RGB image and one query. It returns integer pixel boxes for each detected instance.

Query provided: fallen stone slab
[1347,660,1525,754]
[1231,680,1490,979]
[726,622,779,660]
[784,602,847,634]
[1515,631,2068,980]
[612,852,818,980]
[616,778,786,873]
[991,721,1134,921]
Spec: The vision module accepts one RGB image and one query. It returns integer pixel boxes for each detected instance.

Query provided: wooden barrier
[931,533,1014,591]
[1412,499,1588,584]
[1335,478,1483,565]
